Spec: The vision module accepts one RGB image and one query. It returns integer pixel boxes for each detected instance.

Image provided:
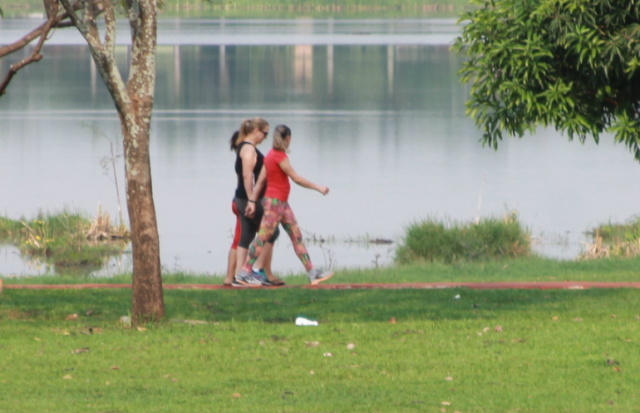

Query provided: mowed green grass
[1,281,639,413]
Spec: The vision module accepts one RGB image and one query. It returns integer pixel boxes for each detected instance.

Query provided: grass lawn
[1,258,640,412]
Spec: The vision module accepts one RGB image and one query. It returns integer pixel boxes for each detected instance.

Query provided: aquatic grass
[591,216,640,243]
[1,287,639,412]
[396,214,531,264]
[0,210,128,275]
[582,215,640,259]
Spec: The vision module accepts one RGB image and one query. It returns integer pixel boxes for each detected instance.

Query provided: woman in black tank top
[224,118,282,287]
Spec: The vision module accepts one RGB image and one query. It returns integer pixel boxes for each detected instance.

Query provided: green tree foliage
[452,0,640,160]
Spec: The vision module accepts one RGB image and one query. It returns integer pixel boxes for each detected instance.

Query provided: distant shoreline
[1,18,461,47]
[1,1,473,19]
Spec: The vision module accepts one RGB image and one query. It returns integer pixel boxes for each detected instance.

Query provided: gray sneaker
[233,269,263,287]
[257,269,285,286]
[308,268,334,285]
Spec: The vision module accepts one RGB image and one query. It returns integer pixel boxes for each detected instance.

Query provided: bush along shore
[0,208,129,276]
[396,211,531,265]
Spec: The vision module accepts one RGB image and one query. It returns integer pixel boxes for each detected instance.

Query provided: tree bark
[120,0,165,323]
[123,110,164,324]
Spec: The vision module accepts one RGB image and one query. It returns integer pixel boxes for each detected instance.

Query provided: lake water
[1,17,640,277]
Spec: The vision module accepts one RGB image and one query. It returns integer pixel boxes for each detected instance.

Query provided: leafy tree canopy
[453,0,640,160]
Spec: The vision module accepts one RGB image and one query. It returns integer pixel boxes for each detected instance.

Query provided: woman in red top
[235,124,334,286]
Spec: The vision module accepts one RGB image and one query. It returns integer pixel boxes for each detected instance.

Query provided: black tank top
[234,141,265,199]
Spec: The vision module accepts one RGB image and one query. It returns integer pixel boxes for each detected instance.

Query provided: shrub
[0,209,129,275]
[395,213,531,264]
[581,215,640,259]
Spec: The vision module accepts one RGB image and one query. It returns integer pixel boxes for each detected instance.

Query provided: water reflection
[1,19,639,277]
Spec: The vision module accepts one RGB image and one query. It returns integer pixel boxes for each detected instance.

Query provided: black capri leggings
[234,197,280,248]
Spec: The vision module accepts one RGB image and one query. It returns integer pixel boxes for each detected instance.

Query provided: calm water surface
[1,18,639,277]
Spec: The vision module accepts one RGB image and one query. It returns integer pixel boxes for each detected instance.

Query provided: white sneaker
[307,268,334,285]
[233,270,263,287]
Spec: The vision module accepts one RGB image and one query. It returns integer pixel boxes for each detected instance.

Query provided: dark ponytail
[229,130,240,151]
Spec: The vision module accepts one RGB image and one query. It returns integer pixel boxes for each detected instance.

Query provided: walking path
[4,281,640,290]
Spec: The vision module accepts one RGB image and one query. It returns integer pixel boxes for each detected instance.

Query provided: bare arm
[254,166,267,199]
[279,157,329,195]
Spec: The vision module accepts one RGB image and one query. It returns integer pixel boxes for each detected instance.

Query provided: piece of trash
[323,352,332,357]
[295,317,318,326]
[454,294,460,300]
[119,316,131,325]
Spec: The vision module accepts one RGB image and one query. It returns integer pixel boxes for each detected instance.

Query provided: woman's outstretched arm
[279,157,329,195]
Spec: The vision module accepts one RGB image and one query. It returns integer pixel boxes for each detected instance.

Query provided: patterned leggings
[245,197,312,272]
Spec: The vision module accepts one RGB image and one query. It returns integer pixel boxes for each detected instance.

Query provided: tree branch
[103,1,117,54]
[0,2,59,97]
[0,1,87,98]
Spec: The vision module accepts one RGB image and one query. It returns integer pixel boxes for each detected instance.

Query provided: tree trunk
[121,0,165,323]
[59,0,165,323]
[122,111,164,324]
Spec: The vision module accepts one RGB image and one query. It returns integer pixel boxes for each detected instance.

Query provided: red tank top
[264,149,291,202]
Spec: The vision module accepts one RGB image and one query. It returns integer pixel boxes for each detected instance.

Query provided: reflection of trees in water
[149,43,462,113]
[294,45,313,95]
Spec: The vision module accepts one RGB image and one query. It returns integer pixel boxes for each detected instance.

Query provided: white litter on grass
[454,294,461,300]
[295,317,318,326]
